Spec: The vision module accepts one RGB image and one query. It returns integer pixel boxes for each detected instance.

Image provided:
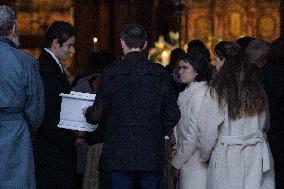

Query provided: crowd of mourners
[1,4,284,189]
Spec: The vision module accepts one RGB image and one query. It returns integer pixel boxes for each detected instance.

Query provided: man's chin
[60,55,67,61]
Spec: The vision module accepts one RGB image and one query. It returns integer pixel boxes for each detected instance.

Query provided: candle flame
[93,37,98,43]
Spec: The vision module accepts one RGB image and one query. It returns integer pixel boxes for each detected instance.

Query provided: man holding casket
[85,23,180,189]
[33,21,79,189]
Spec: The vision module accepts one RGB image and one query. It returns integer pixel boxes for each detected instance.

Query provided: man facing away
[85,23,180,189]
[32,21,80,189]
[0,5,44,189]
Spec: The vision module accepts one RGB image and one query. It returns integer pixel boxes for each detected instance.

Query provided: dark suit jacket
[33,49,77,189]
[86,51,180,172]
[265,61,284,188]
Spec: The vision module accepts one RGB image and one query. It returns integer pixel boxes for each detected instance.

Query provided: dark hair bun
[224,42,240,57]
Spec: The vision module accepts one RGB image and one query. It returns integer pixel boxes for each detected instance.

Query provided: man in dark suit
[33,21,79,189]
[85,23,180,189]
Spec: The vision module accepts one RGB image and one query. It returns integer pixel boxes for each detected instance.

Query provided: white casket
[57,91,98,132]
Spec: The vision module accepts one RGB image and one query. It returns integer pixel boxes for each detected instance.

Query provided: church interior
[0,1,284,189]
[1,0,283,77]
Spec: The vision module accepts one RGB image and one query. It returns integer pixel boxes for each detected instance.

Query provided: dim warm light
[161,50,170,66]
[93,37,98,43]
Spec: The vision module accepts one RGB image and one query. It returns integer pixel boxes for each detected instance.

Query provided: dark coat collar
[40,49,61,68]
[41,48,55,62]
[123,51,148,63]
[0,37,17,48]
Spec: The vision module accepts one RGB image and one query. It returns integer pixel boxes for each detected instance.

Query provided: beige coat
[171,81,208,189]
[198,91,275,189]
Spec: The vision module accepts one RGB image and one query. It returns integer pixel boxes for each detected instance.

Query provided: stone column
[73,0,97,75]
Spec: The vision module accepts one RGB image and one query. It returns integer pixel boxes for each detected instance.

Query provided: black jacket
[33,49,77,189]
[86,51,180,172]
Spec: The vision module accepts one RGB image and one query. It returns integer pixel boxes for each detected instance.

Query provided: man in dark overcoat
[33,21,79,189]
[85,23,180,189]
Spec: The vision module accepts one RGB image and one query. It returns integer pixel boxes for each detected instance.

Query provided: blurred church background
[180,0,282,50]
[0,0,283,76]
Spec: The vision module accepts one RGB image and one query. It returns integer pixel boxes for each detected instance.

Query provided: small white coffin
[57,91,98,132]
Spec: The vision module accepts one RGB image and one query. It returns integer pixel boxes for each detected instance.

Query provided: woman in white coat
[198,41,275,189]
[171,52,211,189]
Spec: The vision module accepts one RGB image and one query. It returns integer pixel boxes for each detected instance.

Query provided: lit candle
[93,37,98,43]
[161,50,169,66]
[93,37,99,52]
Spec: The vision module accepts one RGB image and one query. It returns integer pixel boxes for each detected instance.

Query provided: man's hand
[74,131,86,137]
[73,131,86,145]
[82,107,88,117]
[75,137,85,145]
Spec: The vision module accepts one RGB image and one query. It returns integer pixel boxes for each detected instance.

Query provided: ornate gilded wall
[2,0,75,72]
[1,0,282,74]
[181,0,281,49]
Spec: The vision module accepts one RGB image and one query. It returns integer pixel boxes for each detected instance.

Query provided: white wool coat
[198,90,275,189]
[171,81,208,189]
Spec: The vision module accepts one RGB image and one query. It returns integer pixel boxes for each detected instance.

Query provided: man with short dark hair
[0,5,44,189]
[85,23,180,189]
[33,21,78,189]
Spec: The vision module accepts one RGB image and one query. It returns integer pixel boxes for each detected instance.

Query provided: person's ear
[8,24,17,37]
[11,24,17,35]
[120,39,125,48]
[51,39,60,49]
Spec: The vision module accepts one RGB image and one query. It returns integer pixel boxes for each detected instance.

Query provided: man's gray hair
[0,5,17,37]
[245,38,271,68]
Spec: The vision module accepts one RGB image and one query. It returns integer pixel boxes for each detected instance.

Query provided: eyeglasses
[176,66,189,72]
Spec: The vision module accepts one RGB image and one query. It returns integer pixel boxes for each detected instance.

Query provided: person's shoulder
[193,82,209,94]
[146,61,168,76]
[18,50,38,64]
[98,61,119,82]
[152,61,166,70]
[37,49,51,63]
[37,50,57,71]
[204,86,218,102]
[102,60,121,75]
[8,48,38,67]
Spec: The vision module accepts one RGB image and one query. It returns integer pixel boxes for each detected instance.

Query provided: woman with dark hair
[165,48,187,97]
[187,39,211,63]
[198,41,275,189]
[235,36,255,54]
[166,48,185,74]
[171,52,211,189]
[187,39,212,86]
